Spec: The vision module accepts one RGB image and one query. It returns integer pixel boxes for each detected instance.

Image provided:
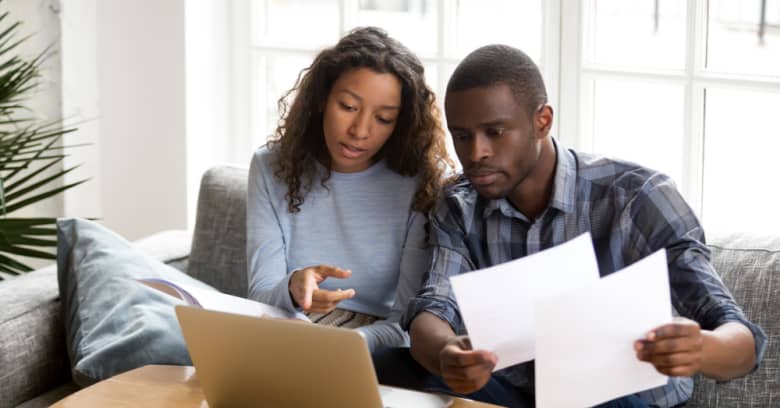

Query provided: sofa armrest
[132,229,192,273]
[0,266,70,408]
[687,232,780,407]
[188,166,249,297]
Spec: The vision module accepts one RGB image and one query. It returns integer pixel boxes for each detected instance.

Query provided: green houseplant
[0,7,86,279]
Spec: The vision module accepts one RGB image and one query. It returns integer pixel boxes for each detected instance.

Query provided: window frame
[233,0,559,157]
[559,0,780,218]
[231,0,780,225]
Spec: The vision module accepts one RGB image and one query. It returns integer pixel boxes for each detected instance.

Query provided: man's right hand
[288,265,355,313]
[439,335,497,394]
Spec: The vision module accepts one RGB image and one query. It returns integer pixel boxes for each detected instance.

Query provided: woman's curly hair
[267,26,453,214]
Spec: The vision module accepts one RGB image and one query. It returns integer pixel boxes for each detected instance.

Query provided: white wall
[60,0,99,220]
[6,0,63,219]
[61,0,188,240]
[185,0,242,228]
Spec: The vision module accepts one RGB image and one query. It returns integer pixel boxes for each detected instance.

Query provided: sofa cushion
[687,232,780,407]
[16,382,79,408]
[0,265,70,408]
[57,218,213,387]
[188,166,249,297]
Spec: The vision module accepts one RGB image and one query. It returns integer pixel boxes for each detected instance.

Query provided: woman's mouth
[339,143,367,159]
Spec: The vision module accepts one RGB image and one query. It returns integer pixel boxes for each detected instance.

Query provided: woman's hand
[288,265,356,313]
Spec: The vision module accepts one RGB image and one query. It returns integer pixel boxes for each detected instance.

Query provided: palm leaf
[0,217,57,226]
[0,236,56,246]
[0,226,57,236]
[4,164,81,202]
[3,178,87,214]
[0,217,57,233]
[0,3,88,279]
[3,156,63,193]
[16,142,90,155]
[0,260,27,276]
[0,243,54,259]
[0,127,77,178]
[0,253,33,273]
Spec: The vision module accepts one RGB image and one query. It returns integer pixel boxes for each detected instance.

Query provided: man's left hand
[635,317,704,377]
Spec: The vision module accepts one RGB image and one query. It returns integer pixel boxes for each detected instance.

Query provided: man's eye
[486,128,505,137]
[451,131,470,141]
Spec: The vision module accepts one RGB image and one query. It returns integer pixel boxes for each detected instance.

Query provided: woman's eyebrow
[339,89,400,111]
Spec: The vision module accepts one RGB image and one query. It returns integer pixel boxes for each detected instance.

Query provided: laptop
[175,305,453,408]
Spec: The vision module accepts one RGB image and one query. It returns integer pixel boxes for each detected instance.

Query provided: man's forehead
[445,84,523,126]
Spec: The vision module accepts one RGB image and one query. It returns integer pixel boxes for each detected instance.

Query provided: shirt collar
[481,138,577,220]
[549,138,577,215]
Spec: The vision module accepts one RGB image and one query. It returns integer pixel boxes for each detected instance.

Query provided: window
[562,0,780,234]
[241,0,551,160]
[232,0,780,234]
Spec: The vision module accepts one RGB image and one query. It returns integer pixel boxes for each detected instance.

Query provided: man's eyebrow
[478,120,508,127]
[339,89,400,110]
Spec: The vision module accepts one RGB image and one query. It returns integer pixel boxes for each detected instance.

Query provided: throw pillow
[57,218,214,387]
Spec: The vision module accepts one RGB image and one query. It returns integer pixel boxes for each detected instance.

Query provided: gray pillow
[57,218,214,387]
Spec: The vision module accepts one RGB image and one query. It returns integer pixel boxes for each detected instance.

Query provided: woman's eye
[377,116,394,125]
[339,102,356,111]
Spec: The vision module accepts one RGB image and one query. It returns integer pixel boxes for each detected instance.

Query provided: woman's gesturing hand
[289,265,356,313]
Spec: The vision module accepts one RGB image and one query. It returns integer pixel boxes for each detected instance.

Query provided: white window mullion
[543,0,562,140]
[581,68,687,84]
[558,0,584,150]
[339,0,355,35]
[580,73,595,152]
[436,0,448,97]
[681,0,704,213]
[231,0,252,159]
[695,72,780,91]
[249,46,320,58]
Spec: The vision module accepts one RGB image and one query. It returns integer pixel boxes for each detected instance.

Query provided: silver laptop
[175,305,452,408]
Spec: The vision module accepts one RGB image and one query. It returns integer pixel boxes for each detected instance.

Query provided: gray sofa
[0,166,776,407]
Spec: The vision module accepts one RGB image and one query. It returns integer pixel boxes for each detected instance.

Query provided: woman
[246,27,452,352]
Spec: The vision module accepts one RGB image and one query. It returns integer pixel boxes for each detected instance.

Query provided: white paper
[534,250,671,408]
[449,233,600,370]
[379,385,452,408]
[138,278,310,321]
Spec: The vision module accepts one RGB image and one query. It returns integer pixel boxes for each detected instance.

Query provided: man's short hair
[446,44,548,116]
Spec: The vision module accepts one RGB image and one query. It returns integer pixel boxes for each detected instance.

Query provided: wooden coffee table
[51,365,503,407]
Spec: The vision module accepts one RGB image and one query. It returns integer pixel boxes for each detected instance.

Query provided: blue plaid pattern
[402,140,767,408]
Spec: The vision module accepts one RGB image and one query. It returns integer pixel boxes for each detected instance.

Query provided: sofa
[0,165,776,407]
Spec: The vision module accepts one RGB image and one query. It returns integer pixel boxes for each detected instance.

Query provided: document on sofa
[449,232,601,370]
[139,278,311,322]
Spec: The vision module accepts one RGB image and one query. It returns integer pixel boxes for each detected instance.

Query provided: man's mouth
[466,169,499,186]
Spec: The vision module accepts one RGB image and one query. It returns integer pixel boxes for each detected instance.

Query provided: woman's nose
[349,113,371,139]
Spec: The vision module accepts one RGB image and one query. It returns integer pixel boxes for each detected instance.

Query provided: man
[379,45,766,408]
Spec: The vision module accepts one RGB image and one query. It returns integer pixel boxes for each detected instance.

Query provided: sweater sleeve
[246,150,298,313]
[356,210,431,351]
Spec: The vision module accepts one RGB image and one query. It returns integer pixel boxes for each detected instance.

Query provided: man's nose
[469,133,492,163]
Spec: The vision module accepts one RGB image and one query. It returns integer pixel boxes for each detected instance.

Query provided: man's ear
[536,105,554,137]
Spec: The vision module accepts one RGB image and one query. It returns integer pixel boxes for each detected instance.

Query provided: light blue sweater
[246,146,431,351]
